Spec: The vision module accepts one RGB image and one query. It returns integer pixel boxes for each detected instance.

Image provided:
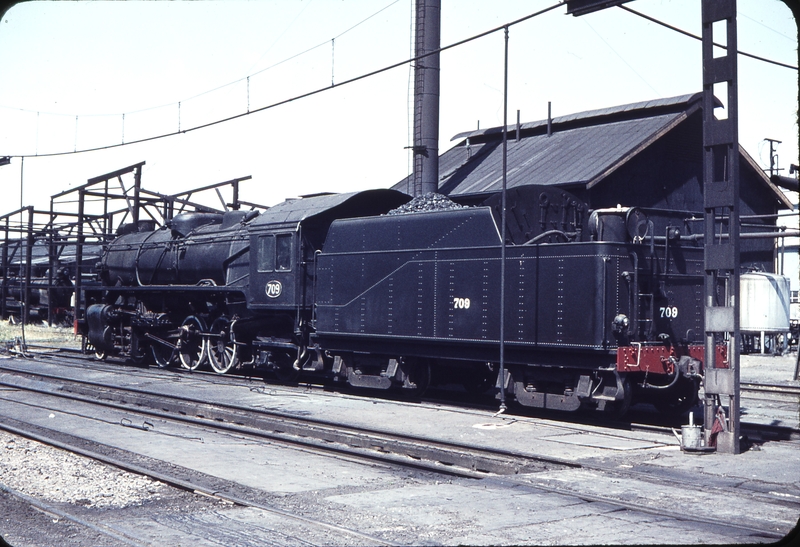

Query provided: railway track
[5,344,800,453]
[0,480,152,547]
[0,362,573,477]
[10,346,800,443]
[0,358,796,541]
[0,415,398,547]
[741,381,800,398]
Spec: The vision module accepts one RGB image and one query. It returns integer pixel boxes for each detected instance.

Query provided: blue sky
[0,0,796,213]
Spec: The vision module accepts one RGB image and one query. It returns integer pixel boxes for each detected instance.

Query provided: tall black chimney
[412,0,440,196]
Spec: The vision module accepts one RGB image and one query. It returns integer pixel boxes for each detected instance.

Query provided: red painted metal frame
[617,344,728,374]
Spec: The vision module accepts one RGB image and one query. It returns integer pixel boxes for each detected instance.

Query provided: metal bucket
[681,424,703,451]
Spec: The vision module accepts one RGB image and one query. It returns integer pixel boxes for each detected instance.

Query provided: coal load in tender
[386,192,467,215]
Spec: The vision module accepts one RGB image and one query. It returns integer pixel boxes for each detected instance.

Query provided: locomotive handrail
[311,249,321,329]
[96,284,242,292]
[522,230,573,245]
[630,342,642,367]
[221,245,250,269]
[631,252,640,342]
[225,273,249,286]
[134,230,165,287]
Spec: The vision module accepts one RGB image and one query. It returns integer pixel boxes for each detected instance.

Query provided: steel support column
[75,189,85,330]
[1,218,7,320]
[701,0,741,454]
[47,220,56,326]
[23,207,33,326]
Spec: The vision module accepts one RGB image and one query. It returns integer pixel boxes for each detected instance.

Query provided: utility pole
[765,137,782,177]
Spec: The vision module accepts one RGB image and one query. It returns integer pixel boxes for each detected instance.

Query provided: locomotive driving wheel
[178,315,208,371]
[151,337,177,368]
[272,349,301,383]
[208,316,238,374]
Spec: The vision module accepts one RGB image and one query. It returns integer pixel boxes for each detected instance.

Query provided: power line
[5,1,565,159]
[0,0,404,119]
[3,0,795,159]
[582,18,661,97]
[619,5,799,71]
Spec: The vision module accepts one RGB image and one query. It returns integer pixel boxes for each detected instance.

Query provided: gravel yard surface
[0,431,230,547]
[1,431,164,509]
[0,430,170,547]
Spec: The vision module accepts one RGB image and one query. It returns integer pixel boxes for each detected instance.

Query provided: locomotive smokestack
[412,0,440,196]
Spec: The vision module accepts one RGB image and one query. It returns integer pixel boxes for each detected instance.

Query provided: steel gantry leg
[701,0,741,454]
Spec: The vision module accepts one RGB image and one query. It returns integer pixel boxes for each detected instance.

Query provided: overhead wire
[244,0,316,80]
[582,18,661,97]
[1,0,796,159]
[0,0,402,118]
[5,1,566,159]
[618,5,799,71]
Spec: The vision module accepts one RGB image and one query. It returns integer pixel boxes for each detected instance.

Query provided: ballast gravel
[0,431,164,508]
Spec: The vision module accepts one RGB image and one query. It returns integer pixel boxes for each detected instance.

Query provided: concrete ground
[0,351,797,545]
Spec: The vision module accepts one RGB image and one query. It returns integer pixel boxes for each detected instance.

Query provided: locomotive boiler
[82,185,714,416]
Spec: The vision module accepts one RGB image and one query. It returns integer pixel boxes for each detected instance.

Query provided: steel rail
[9,349,800,444]
[740,382,800,397]
[0,482,150,547]
[0,418,398,547]
[0,374,791,541]
[0,365,576,477]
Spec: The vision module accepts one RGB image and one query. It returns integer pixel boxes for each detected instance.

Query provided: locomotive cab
[248,231,297,309]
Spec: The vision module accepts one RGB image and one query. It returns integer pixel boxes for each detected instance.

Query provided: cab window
[257,234,292,272]
[257,235,275,272]
[276,234,292,271]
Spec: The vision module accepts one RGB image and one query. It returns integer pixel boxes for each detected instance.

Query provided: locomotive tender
[84,185,715,416]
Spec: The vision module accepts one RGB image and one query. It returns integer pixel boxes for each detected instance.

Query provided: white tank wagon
[740,272,791,354]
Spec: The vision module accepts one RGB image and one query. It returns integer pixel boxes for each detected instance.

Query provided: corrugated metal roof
[451,93,700,141]
[439,112,685,195]
[395,93,790,212]
[395,93,703,197]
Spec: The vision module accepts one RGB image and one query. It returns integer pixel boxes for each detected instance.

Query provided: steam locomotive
[82,185,714,416]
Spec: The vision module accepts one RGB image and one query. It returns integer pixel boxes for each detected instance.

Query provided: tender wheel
[208,316,238,374]
[401,358,431,398]
[462,363,498,394]
[652,376,699,416]
[178,315,208,371]
[603,375,632,419]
